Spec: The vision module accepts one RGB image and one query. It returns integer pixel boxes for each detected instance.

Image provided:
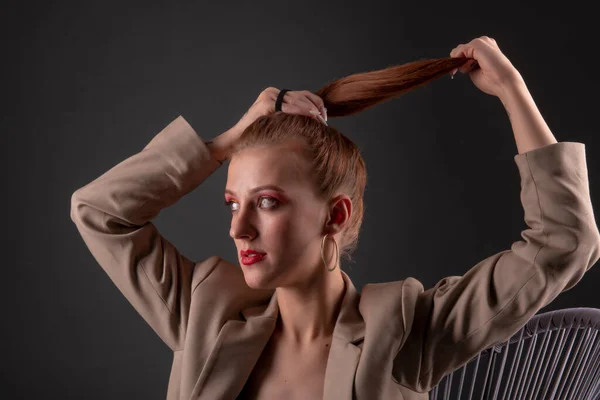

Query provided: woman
[70,36,600,399]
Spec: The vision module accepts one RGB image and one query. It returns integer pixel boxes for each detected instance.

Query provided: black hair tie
[275,89,291,112]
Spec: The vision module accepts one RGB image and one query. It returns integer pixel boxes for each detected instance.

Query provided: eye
[223,200,238,211]
[259,196,279,209]
[223,196,280,212]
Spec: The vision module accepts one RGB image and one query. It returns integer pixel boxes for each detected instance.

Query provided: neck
[274,268,346,348]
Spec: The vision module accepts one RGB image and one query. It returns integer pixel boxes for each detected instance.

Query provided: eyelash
[223,196,280,212]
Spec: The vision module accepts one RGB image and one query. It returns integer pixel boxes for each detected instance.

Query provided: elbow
[70,190,86,224]
[537,226,600,292]
[576,215,600,255]
[589,222,600,248]
[581,227,600,266]
[565,219,600,263]
[569,225,600,268]
[70,191,79,222]
[559,228,600,291]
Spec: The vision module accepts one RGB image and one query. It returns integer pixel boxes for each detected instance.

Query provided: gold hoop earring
[321,233,339,272]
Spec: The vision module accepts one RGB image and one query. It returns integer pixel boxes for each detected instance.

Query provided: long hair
[228,57,471,265]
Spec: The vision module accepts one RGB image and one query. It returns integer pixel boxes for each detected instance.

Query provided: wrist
[498,73,527,106]
[206,129,237,163]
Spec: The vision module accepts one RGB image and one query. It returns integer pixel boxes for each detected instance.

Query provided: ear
[324,194,352,235]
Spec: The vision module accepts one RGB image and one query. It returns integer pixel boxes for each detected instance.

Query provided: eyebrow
[224,185,286,196]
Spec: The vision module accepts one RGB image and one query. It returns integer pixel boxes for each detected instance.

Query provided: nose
[229,207,257,240]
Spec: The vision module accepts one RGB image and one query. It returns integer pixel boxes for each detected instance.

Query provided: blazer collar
[192,270,365,399]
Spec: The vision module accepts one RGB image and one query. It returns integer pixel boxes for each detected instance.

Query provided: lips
[240,249,266,257]
[240,251,266,266]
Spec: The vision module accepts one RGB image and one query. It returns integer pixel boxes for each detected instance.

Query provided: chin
[241,266,279,291]
[242,275,277,291]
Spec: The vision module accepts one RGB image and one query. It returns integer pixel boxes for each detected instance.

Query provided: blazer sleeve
[70,115,223,351]
[392,141,600,393]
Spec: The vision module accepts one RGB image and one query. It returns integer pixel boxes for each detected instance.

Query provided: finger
[451,43,477,61]
[301,90,326,114]
[450,45,465,76]
[288,92,321,115]
[449,44,463,58]
[450,44,478,75]
[466,59,480,73]
[282,92,316,116]
[280,90,294,106]
[458,59,477,73]
[280,101,325,125]
[280,102,320,120]
[315,114,328,126]
[289,96,324,123]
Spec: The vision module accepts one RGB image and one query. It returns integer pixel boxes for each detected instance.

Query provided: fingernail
[316,114,328,126]
[310,109,320,115]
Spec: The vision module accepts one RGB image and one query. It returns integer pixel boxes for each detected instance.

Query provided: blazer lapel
[190,289,279,399]
[192,270,366,400]
[322,270,365,400]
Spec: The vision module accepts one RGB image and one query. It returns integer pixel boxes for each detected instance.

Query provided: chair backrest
[428,308,600,400]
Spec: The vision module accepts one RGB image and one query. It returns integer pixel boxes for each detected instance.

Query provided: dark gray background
[3,0,598,398]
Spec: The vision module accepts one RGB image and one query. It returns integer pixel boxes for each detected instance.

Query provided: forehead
[226,143,312,194]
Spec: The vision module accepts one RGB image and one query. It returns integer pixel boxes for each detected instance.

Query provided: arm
[205,127,239,163]
[499,77,558,154]
[70,116,233,351]
[392,141,600,392]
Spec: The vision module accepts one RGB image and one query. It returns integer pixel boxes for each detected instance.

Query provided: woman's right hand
[208,87,327,163]
[235,87,327,132]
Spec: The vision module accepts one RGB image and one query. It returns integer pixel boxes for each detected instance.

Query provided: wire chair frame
[428,308,600,400]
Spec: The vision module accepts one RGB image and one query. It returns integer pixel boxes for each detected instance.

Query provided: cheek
[262,214,293,242]
[262,211,314,245]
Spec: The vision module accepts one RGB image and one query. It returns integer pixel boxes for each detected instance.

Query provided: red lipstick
[240,249,267,266]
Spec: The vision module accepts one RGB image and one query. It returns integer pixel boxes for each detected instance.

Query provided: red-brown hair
[228,57,471,266]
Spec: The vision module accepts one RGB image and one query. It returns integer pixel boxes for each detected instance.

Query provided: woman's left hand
[450,36,524,99]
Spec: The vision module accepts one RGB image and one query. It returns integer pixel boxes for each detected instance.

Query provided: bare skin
[237,317,336,399]
[225,142,349,344]
[207,88,349,397]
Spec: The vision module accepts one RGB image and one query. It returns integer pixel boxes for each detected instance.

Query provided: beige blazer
[70,116,600,399]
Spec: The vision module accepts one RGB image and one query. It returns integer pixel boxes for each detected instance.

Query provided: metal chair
[428,307,600,399]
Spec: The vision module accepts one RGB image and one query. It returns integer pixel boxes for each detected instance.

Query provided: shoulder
[351,277,428,351]
[360,276,424,304]
[191,255,247,293]
[191,255,273,304]
[358,277,425,326]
